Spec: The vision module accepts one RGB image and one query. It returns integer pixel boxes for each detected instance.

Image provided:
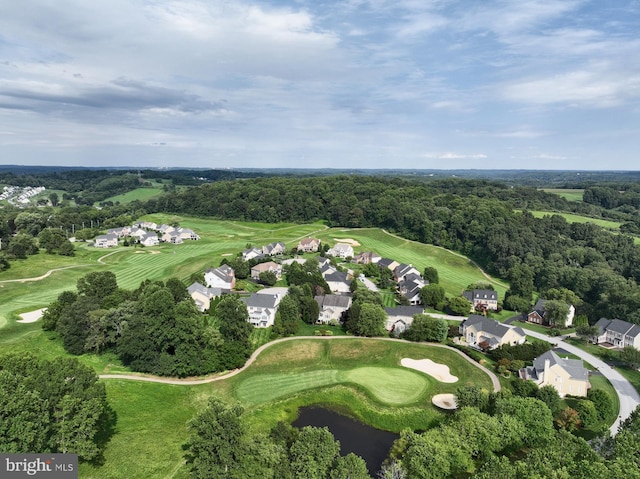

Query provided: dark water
[292,407,399,476]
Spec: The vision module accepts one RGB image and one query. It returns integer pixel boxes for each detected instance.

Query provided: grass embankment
[523,210,623,231]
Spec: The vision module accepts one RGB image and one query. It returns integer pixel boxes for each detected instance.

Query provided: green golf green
[235,366,429,406]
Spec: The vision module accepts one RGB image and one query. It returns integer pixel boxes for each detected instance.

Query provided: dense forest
[146,175,640,323]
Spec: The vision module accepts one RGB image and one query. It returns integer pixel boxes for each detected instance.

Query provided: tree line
[145,175,640,323]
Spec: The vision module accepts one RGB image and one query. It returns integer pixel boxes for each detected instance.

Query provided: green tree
[353,303,387,337]
[620,346,640,368]
[185,398,247,479]
[535,385,561,415]
[57,296,98,355]
[49,192,59,206]
[419,284,445,308]
[165,277,188,303]
[543,300,570,328]
[494,397,554,447]
[273,294,300,336]
[423,266,439,284]
[289,427,340,479]
[447,296,471,316]
[402,314,447,343]
[575,399,598,428]
[455,385,489,411]
[555,407,581,432]
[259,270,278,286]
[587,389,614,421]
[77,271,118,304]
[330,453,371,479]
[6,233,38,259]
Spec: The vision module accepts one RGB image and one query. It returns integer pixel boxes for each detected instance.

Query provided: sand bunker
[149,250,161,254]
[17,308,47,324]
[332,238,361,246]
[221,253,233,256]
[432,393,457,410]
[401,358,459,383]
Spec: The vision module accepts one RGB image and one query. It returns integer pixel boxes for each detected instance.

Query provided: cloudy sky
[1,0,639,170]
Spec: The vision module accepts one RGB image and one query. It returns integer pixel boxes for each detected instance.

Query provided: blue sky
[0,0,638,170]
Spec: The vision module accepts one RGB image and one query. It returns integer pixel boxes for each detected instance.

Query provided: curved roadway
[525,330,640,435]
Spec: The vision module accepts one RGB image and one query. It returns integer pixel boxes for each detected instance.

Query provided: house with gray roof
[384,305,424,335]
[315,294,352,324]
[241,293,282,327]
[462,289,499,312]
[398,275,426,306]
[188,282,225,312]
[242,247,264,261]
[459,315,526,350]
[520,350,590,397]
[263,242,286,256]
[324,270,351,294]
[94,233,118,248]
[204,264,236,290]
[593,318,640,349]
[140,232,159,247]
[527,298,575,327]
[327,243,354,259]
[354,251,381,264]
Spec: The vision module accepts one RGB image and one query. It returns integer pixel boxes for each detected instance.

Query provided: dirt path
[99,336,501,391]
[0,249,125,284]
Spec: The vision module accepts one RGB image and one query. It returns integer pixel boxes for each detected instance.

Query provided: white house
[204,265,236,289]
[140,232,159,247]
[593,318,640,349]
[327,243,354,259]
[241,293,282,328]
[315,295,352,324]
[94,233,118,248]
[384,306,424,335]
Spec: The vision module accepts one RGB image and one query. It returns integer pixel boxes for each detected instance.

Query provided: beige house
[459,315,526,350]
[250,261,282,280]
[297,238,321,252]
[187,282,224,312]
[520,350,590,397]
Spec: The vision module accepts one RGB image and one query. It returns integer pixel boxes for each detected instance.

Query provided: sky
[0,0,639,170]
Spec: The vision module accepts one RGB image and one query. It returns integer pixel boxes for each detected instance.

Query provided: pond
[292,407,399,476]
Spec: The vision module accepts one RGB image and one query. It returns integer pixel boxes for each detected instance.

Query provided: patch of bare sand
[432,393,457,410]
[221,253,233,256]
[149,250,161,254]
[401,358,458,383]
[332,238,361,246]
[17,308,47,323]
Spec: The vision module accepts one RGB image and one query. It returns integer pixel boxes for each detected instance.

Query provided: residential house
[527,299,575,327]
[242,247,264,261]
[162,231,183,244]
[129,227,147,240]
[398,274,427,305]
[324,270,352,294]
[593,318,640,349]
[94,233,118,248]
[384,306,425,336]
[250,261,282,280]
[459,315,526,350]
[327,243,354,259]
[176,228,200,240]
[187,282,225,312]
[393,264,421,282]
[520,350,590,397]
[315,294,352,324]
[377,258,400,272]
[158,224,175,234]
[263,242,286,256]
[297,238,321,253]
[134,221,158,230]
[354,251,381,264]
[282,258,307,266]
[241,293,282,327]
[462,289,499,312]
[140,232,159,247]
[204,265,236,289]
[107,226,130,238]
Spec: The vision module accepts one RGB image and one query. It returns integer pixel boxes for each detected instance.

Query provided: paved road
[525,330,640,435]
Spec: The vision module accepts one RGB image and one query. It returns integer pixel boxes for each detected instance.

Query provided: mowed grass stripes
[235,367,428,406]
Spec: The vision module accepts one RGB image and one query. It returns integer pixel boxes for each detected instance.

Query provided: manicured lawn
[523,210,623,231]
[541,188,584,202]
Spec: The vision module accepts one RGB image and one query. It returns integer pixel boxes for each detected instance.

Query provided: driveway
[525,330,640,435]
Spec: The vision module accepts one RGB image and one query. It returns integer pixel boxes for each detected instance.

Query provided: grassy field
[315,227,507,298]
[541,188,584,202]
[523,210,623,231]
[99,187,165,205]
